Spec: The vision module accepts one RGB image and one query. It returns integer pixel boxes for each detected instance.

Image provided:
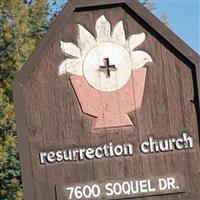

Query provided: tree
[140,0,168,25]
[0,0,162,199]
[0,1,49,199]
[140,0,156,10]
[161,14,169,27]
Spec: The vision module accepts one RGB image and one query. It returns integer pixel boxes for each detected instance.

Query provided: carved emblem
[59,15,153,130]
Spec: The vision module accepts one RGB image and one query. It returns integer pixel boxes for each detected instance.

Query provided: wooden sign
[13,0,200,200]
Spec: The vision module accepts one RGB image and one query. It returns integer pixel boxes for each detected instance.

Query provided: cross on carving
[98,58,117,78]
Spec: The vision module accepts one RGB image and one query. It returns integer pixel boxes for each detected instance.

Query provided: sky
[57,0,200,54]
[151,0,200,54]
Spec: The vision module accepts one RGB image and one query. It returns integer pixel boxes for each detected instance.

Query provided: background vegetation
[0,1,159,199]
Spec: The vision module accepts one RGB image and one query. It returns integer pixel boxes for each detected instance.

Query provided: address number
[66,185,101,199]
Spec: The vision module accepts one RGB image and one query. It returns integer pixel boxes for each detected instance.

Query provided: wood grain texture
[12,82,35,200]
[71,0,125,8]
[13,2,200,200]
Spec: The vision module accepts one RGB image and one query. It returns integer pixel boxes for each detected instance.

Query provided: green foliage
[161,14,169,27]
[0,0,161,200]
[0,0,49,99]
[0,0,51,199]
[0,90,22,200]
[140,0,156,10]
[140,0,168,25]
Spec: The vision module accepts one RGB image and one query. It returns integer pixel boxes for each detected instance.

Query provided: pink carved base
[70,68,147,130]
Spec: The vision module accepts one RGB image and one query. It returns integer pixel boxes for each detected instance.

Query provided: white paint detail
[77,24,96,57]
[60,41,81,58]
[59,15,153,92]
[131,50,153,70]
[95,15,111,42]
[59,58,83,76]
[112,21,126,44]
[83,42,132,92]
[128,33,146,51]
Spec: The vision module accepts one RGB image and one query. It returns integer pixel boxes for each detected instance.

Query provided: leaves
[161,14,169,27]
[0,1,64,199]
[140,0,156,10]
[0,90,21,200]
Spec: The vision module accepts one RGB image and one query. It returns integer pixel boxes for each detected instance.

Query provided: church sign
[13,0,200,200]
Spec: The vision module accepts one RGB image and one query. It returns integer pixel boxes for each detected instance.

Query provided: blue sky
[57,0,200,54]
[151,0,200,54]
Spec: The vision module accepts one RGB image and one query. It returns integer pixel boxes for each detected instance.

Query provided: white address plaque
[55,173,185,200]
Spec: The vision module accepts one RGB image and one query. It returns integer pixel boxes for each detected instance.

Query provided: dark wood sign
[13,0,200,200]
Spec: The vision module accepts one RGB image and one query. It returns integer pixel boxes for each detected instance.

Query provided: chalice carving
[59,16,153,130]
